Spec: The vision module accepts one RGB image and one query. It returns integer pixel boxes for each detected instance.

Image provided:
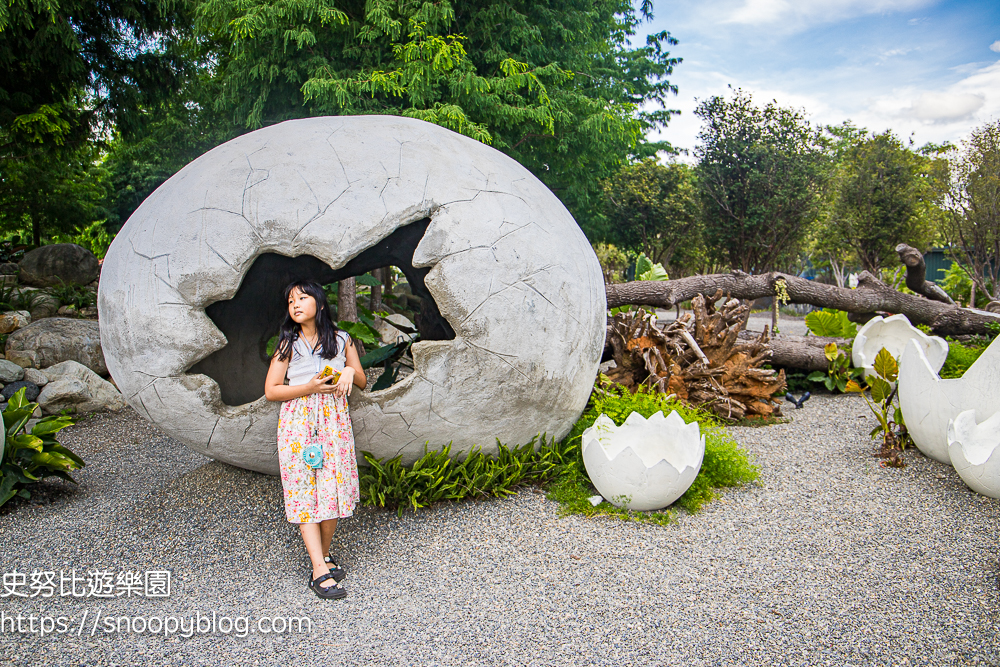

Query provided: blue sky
[640,0,1000,153]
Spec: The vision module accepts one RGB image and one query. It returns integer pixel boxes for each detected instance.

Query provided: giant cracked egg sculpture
[98,116,606,474]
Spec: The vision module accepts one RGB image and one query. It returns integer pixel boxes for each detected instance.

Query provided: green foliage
[49,220,114,259]
[695,88,827,273]
[804,309,857,339]
[943,119,1000,302]
[592,243,628,284]
[194,0,682,234]
[601,159,702,272]
[634,253,668,281]
[0,0,190,242]
[845,347,909,465]
[359,436,567,516]
[939,261,995,309]
[939,339,986,379]
[826,130,943,274]
[807,342,864,393]
[0,388,81,508]
[45,279,96,309]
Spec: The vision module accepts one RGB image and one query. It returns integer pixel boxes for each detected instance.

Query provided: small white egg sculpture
[948,410,1000,499]
[852,314,948,381]
[581,411,705,511]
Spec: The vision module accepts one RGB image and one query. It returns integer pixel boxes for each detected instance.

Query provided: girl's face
[288,287,320,324]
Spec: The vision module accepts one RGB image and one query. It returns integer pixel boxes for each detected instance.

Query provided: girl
[264,279,366,600]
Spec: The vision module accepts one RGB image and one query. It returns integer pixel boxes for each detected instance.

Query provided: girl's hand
[334,367,356,397]
[306,372,337,395]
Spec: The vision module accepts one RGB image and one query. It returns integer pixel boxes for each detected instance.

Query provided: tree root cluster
[605,291,786,421]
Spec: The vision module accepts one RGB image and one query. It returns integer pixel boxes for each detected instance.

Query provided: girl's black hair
[274,279,342,362]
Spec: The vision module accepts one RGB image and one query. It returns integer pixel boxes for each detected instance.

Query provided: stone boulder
[23,368,48,387]
[0,359,25,383]
[18,243,100,287]
[2,380,40,402]
[6,318,107,375]
[0,311,30,334]
[38,360,126,415]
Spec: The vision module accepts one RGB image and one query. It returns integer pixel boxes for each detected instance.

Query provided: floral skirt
[277,392,360,523]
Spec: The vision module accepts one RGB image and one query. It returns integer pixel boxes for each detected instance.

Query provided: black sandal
[308,572,346,600]
[324,553,347,582]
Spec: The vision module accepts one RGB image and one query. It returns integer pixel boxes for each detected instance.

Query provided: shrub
[357,381,760,521]
[0,388,81,508]
[45,279,96,310]
[556,383,759,515]
[939,339,987,379]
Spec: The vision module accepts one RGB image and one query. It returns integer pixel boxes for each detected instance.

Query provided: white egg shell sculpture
[947,410,1000,499]
[581,411,705,511]
[898,336,1000,464]
[852,314,948,380]
[98,116,606,474]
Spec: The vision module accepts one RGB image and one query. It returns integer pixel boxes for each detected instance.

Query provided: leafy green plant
[45,278,96,310]
[804,308,858,339]
[359,435,567,516]
[635,253,668,282]
[0,388,81,508]
[0,283,48,314]
[807,342,864,392]
[845,347,909,466]
[939,339,987,379]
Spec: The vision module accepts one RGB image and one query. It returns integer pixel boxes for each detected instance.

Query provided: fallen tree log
[605,325,846,372]
[739,331,846,372]
[605,270,1000,337]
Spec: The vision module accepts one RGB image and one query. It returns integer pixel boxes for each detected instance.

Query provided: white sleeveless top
[285,330,351,386]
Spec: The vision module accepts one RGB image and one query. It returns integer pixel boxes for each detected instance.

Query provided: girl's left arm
[335,338,366,396]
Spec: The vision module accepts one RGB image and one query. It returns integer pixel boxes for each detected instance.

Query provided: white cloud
[724,0,934,29]
[990,40,1000,53]
[905,92,986,123]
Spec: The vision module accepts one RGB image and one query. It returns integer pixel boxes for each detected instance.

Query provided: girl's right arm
[263,354,336,402]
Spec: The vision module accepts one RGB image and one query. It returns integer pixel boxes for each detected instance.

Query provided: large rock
[98,116,606,474]
[38,360,126,415]
[6,318,107,375]
[18,243,100,287]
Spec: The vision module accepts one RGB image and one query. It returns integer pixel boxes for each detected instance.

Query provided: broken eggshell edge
[948,409,1000,499]
[852,314,948,382]
[581,411,705,511]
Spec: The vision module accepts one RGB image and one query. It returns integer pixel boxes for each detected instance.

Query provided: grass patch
[358,382,760,522]
[940,339,986,379]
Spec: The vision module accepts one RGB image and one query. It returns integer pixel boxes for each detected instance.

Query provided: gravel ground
[1,395,997,666]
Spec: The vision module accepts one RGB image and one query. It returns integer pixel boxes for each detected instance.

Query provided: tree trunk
[369,269,383,314]
[895,243,954,304]
[338,278,358,323]
[605,270,1000,336]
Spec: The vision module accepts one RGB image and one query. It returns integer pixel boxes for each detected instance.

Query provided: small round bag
[302,444,324,469]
